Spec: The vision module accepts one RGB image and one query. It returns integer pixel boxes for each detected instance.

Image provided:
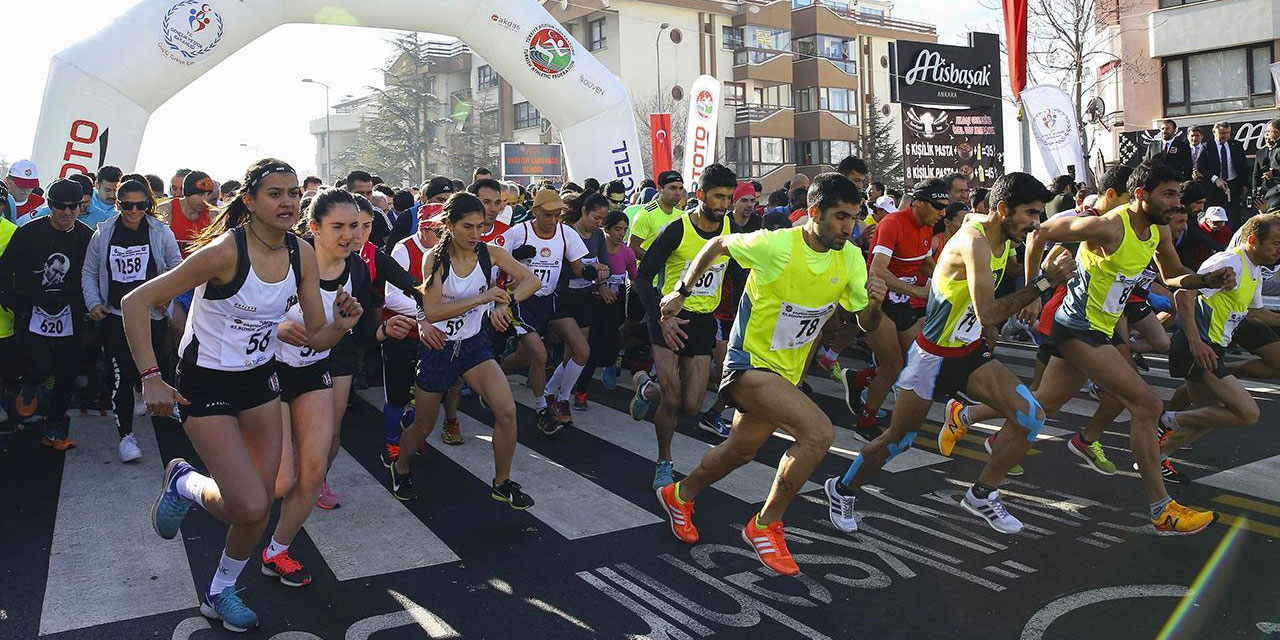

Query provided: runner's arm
[635,221,683,319]
[1026,214,1119,281]
[489,245,540,304]
[1154,231,1232,289]
[296,241,360,352]
[420,249,507,322]
[868,252,929,299]
[81,230,105,313]
[382,242,417,316]
[375,249,424,311]
[1246,307,1280,325]
[1173,288,1202,337]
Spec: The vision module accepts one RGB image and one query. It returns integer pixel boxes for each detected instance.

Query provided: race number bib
[436,307,482,340]
[223,319,275,369]
[1102,273,1142,314]
[1221,311,1248,346]
[952,305,982,343]
[682,261,727,298]
[109,245,150,283]
[770,301,835,351]
[1135,268,1158,291]
[30,305,74,338]
[528,256,562,296]
[888,275,917,304]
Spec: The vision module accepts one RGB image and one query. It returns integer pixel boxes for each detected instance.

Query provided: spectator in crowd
[6,160,45,221]
[346,170,375,199]
[836,155,868,188]
[473,167,492,181]
[1045,174,1077,216]
[1253,118,1280,199]
[1174,181,1209,267]
[1207,122,1250,227]
[943,172,971,208]
[867,181,886,205]
[144,174,166,198]
[1145,118,1191,180]
[1185,204,1231,270]
[169,168,190,198]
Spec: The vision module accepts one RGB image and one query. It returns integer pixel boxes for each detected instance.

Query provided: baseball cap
[657,170,683,187]
[8,159,39,189]
[1263,186,1280,214]
[532,188,565,211]
[182,171,214,195]
[46,178,84,205]
[1203,205,1228,223]
[424,176,455,200]
[873,195,898,213]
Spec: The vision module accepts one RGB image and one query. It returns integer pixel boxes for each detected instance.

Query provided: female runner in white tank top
[121,159,361,632]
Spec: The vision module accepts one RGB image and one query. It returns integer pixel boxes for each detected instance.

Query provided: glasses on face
[924,200,946,211]
[50,201,82,210]
[119,201,150,211]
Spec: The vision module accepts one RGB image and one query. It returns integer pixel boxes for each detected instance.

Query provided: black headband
[245,162,296,193]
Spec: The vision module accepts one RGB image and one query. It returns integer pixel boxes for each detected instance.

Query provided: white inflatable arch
[31,0,643,193]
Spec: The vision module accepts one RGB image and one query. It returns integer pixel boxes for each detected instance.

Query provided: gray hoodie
[83,214,183,320]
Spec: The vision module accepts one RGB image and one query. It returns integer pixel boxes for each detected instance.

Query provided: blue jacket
[23,189,117,227]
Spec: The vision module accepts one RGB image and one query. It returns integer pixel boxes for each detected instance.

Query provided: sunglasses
[49,201,82,210]
[119,201,151,211]
[923,199,946,211]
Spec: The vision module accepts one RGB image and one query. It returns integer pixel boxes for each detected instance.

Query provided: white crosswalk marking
[1197,454,1280,503]
[304,449,460,580]
[40,418,197,636]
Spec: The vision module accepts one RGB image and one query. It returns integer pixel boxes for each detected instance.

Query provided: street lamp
[301,78,331,182]
[655,23,670,113]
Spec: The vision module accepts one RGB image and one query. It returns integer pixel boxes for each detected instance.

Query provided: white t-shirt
[1227,228,1278,283]
[494,221,589,297]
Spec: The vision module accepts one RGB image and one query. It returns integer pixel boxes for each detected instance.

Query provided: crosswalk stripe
[442,411,663,539]
[40,419,197,636]
[303,448,460,580]
[1212,494,1280,519]
[1197,454,1280,504]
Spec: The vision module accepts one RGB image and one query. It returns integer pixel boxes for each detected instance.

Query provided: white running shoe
[824,477,858,532]
[961,488,1023,534]
[119,433,143,463]
[133,393,147,417]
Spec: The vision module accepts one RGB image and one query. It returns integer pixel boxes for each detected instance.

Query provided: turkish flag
[650,113,673,181]
[1003,0,1028,102]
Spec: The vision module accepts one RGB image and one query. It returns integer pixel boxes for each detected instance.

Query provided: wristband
[139,366,162,382]
[675,280,692,297]
[1031,275,1053,293]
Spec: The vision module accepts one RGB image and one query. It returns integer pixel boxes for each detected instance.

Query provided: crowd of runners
[3,139,1280,631]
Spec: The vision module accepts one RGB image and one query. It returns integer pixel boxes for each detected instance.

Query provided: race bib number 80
[770,301,835,351]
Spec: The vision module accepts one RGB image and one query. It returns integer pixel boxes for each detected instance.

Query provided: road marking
[1197,454,1280,504]
[984,565,1021,579]
[1212,494,1280,519]
[1213,513,1280,539]
[39,418,198,636]
[1019,585,1189,640]
[1075,536,1110,548]
[304,449,460,580]
[1002,560,1037,573]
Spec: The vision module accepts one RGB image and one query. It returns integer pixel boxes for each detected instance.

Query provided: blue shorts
[415,331,493,393]
[514,294,555,335]
[174,289,195,313]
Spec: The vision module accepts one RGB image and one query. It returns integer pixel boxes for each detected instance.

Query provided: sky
[0,0,1012,183]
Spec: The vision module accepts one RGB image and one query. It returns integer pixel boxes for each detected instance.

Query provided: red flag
[1003,0,1028,102]
[649,113,673,181]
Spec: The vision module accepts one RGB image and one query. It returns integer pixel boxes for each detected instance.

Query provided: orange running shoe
[741,517,800,576]
[41,436,77,451]
[656,483,698,544]
[15,386,39,418]
[1152,500,1217,536]
[441,418,463,445]
[937,399,968,457]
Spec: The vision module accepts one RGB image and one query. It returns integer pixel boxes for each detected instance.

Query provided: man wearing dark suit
[1253,118,1280,203]
[1206,121,1249,227]
[1145,118,1192,180]
[1188,126,1216,196]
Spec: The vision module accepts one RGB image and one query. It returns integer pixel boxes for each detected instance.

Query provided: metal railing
[734,46,793,66]
[800,0,938,36]
[734,104,792,124]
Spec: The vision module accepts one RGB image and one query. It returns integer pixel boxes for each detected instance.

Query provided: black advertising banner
[902,104,1005,189]
[890,33,1001,107]
[501,143,563,178]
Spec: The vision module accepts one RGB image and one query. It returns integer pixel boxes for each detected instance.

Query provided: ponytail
[420,192,485,293]
[189,158,295,253]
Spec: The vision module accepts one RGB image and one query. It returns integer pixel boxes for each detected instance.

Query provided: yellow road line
[1213,512,1280,539]
[1212,494,1280,519]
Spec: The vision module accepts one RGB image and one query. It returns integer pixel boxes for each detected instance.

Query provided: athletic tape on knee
[1015,384,1044,442]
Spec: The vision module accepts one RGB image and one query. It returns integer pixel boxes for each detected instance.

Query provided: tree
[440,90,502,179]
[861,97,904,192]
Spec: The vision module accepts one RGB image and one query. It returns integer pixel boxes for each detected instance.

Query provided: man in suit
[1207,121,1250,227]
[1254,118,1280,203]
[1145,118,1191,180]
[1188,126,1217,195]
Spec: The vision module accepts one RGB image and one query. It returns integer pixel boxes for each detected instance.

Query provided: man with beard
[826,173,1074,535]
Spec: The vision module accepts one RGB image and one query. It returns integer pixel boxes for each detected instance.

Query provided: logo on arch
[159,0,224,65]
[525,24,575,79]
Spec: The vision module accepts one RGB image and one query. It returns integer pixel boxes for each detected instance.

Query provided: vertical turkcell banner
[681,75,721,188]
[649,113,673,181]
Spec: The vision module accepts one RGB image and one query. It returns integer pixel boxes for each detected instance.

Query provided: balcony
[733,47,794,84]
[1149,0,1278,58]
[735,104,790,124]
[792,0,936,38]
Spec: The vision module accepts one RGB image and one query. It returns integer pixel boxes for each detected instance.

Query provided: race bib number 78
[770,301,835,351]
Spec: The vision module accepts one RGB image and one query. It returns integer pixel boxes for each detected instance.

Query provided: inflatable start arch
[31,0,644,193]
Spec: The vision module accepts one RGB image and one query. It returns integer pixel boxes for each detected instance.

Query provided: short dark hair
[374,184,396,198]
[836,155,868,176]
[750,180,763,193]
[1051,174,1076,193]
[173,168,191,179]
[808,172,865,215]
[988,172,1053,213]
[583,177,601,192]
[699,164,738,191]
[468,178,503,196]
[67,173,94,197]
[767,189,789,209]
[97,165,123,183]
[1097,165,1134,195]
[639,178,655,191]
[1128,158,1184,196]
[1179,180,1205,205]
[303,176,322,187]
[451,179,466,193]
[943,172,968,190]
[220,180,241,196]
[1268,118,1280,131]
[970,187,989,210]
[346,170,373,185]
[582,192,611,213]
[145,174,166,195]
[789,187,807,211]
[473,167,492,179]
[869,181,885,192]
[605,179,626,195]
[1159,118,1177,128]
[371,175,384,185]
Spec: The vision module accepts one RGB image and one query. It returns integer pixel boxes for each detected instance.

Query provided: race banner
[649,113,673,181]
[1020,85,1086,181]
[681,75,721,189]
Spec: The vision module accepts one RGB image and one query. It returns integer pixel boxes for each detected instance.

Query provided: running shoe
[572,392,589,411]
[133,394,147,417]
[652,460,675,489]
[937,399,968,457]
[389,466,418,501]
[852,421,884,444]
[1135,458,1190,484]
[630,371,653,420]
[441,418,463,445]
[41,435,76,451]
[261,548,311,587]
[741,517,801,576]
[699,411,731,438]
[537,407,563,436]
[200,586,259,633]
[1132,351,1150,372]
[602,366,618,390]
[1067,436,1116,475]
[1085,381,1102,401]
[491,479,534,510]
[823,477,857,533]
[119,433,143,463]
[656,483,698,544]
[380,443,400,469]
[316,481,341,510]
[152,458,195,540]
[984,434,1024,476]
[15,384,39,418]
[961,488,1024,534]
[554,399,573,423]
[1152,500,1215,535]
[829,364,845,383]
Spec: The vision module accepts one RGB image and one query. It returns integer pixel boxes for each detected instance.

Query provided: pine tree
[862,97,903,192]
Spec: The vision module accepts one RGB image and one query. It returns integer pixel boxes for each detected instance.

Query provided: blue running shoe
[152,458,194,540]
[602,365,618,390]
[652,460,675,489]
[630,372,653,421]
[699,411,731,438]
[201,586,259,632]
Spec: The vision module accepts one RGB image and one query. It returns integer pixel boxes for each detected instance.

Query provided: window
[1164,43,1274,115]
[588,18,606,51]
[724,82,747,107]
[732,137,793,178]
[721,26,744,50]
[752,83,792,107]
[859,6,885,17]
[477,65,497,89]
[423,76,436,95]
[514,102,541,130]
[794,35,856,74]
[798,140,855,166]
[734,27,791,64]
[794,87,858,125]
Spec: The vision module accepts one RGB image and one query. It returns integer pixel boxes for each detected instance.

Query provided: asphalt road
[2,341,1279,640]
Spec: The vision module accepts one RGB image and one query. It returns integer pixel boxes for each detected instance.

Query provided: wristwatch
[1031,275,1053,293]
[675,280,692,297]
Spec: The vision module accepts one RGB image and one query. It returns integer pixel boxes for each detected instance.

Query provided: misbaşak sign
[890,32,1001,107]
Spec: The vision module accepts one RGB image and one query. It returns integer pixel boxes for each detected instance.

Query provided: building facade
[311,0,937,191]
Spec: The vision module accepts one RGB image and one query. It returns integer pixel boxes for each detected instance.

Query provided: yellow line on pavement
[1212,512,1280,539]
[1212,494,1280,519]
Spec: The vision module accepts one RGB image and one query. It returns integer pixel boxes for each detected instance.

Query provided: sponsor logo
[905,107,951,139]
[494,236,506,247]
[524,24,575,79]
[268,373,280,393]
[578,74,605,96]
[539,247,551,258]
[233,302,259,313]
[903,48,992,90]
[694,90,715,120]
[1032,106,1074,149]
[688,126,710,183]
[611,141,635,195]
[58,119,110,178]
[490,14,520,32]
[159,1,224,65]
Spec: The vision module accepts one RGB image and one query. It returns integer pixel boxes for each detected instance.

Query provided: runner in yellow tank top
[829,173,1075,535]
[653,173,887,576]
[1016,158,1234,535]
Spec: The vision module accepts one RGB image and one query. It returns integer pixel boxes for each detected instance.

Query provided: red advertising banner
[649,113,673,181]
[1003,0,1028,102]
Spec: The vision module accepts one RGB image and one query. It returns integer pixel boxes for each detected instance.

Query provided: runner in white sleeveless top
[122,160,361,632]
[390,193,541,508]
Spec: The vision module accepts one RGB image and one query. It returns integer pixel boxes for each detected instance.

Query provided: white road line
[1197,453,1280,503]
[40,417,198,636]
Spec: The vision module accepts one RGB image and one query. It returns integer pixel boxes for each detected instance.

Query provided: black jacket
[1146,137,1192,180]
[1254,143,1280,194]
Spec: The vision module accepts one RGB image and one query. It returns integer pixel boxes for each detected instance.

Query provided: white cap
[874,195,898,213]
[1082,194,1099,209]
[7,159,39,189]
[1204,205,1228,223]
